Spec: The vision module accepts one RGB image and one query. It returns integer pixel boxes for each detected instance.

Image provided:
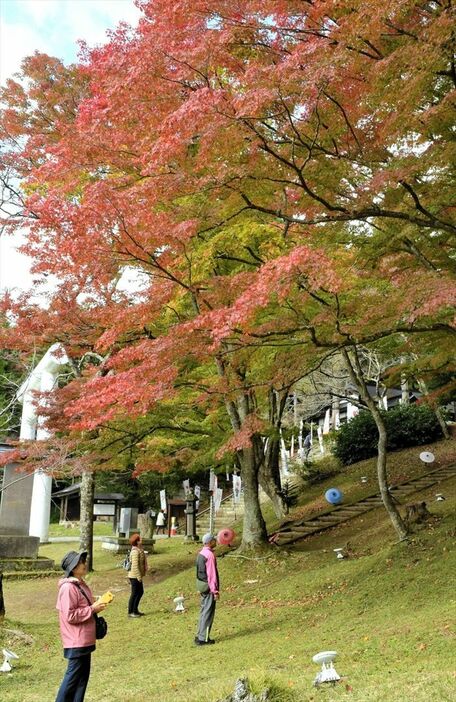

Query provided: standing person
[127,533,147,618]
[195,533,219,646]
[155,509,166,534]
[303,432,312,460]
[55,550,107,702]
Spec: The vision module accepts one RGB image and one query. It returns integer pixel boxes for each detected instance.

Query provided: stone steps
[196,496,244,533]
[271,462,456,546]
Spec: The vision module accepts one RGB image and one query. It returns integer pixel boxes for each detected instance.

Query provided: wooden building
[52,483,125,531]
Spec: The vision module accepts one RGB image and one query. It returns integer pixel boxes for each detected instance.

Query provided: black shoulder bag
[74,582,108,640]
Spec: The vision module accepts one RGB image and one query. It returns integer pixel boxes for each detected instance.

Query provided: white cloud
[0,0,142,83]
[0,231,32,293]
[0,21,47,82]
[0,0,142,294]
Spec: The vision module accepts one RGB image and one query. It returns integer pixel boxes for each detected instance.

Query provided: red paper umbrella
[217,528,235,545]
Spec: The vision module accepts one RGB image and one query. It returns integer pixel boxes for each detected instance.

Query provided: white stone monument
[16,343,69,543]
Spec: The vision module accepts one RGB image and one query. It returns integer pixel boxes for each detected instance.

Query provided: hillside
[1,438,455,702]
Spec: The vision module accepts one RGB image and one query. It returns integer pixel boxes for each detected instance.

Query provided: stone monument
[0,445,54,571]
[102,508,155,555]
[0,444,39,558]
[0,343,68,572]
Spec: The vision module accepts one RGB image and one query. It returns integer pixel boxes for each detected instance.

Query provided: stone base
[0,556,56,572]
[101,536,155,554]
[0,535,40,559]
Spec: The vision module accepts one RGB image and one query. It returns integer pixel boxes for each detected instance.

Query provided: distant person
[195,533,219,646]
[155,509,166,534]
[127,533,147,618]
[303,432,312,460]
[55,550,107,702]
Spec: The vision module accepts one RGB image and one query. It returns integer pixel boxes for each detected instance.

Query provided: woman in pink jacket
[55,550,106,702]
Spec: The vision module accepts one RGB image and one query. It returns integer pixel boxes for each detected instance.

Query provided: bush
[334,404,443,465]
[293,454,342,485]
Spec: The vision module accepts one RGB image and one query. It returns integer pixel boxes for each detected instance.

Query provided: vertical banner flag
[317,425,325,455]
[323,408,331,434]
[232,474,242,503]
[159,489,167,512]
[182,479,190,495]
[214,487,223,513]
[280,433,290,475]
[209,469,216,492]
[194,485,201,510]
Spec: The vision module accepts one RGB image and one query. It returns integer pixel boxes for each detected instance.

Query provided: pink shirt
[56,577,96,649]
[200,545,219,594]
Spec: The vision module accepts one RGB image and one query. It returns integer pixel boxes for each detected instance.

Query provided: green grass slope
[1,439,455,702]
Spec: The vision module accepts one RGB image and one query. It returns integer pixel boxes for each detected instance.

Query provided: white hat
[202,533,215,545]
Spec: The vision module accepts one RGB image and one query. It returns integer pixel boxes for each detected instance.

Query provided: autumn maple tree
[1,0,454,547]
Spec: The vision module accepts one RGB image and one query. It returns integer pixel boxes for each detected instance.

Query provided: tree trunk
[79,470,95,570]
[400,372,410,405]
[0,571,5,620]
[331,396,340,429]
[257,388,289,519]
[342,348,408,541]
[259,436,286,518]
[417,379,450,438]
[238,446,268,550]
[369,402,409,541]
[216,355,270,549]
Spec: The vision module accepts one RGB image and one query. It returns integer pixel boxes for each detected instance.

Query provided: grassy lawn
[48,522,115,538]
[1,438,455,701]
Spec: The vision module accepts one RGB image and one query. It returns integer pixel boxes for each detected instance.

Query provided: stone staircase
[272,462,456,546]
[196,492,244,534]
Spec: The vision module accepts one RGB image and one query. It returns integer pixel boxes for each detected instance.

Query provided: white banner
[182,479,190,495]
[159,489,167,511]
[317,425,325,455]
[323,408,331,434]
[280,436,290,475]
[232,474,242,503]
[214,487,223,512]
[209,470,216,491]
[194,485,201,510]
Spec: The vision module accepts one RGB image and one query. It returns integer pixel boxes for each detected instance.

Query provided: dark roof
[52,482,125,501]
[309,385,421,420]
[0,442,15,452]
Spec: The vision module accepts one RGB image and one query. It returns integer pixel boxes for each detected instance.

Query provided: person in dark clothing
[194,533,219,646]
[303,432,312,460]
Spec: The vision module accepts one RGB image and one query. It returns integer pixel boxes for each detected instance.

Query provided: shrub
[293,454,342,484]
[334,404,443,465]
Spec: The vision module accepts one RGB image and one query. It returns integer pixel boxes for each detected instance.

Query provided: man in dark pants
[195,533,219,646]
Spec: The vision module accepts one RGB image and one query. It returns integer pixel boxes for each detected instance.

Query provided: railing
[196,491,243,519]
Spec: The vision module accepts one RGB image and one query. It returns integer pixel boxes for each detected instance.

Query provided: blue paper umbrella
[325,488,343,505]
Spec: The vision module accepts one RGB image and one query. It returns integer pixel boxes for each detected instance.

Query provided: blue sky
[1,0,141,82]
[0,0,142,293]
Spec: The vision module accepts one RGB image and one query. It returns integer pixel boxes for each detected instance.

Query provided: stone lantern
[184,490,199,542]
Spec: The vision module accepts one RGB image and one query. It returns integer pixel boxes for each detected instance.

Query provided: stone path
[272,463,456,546]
